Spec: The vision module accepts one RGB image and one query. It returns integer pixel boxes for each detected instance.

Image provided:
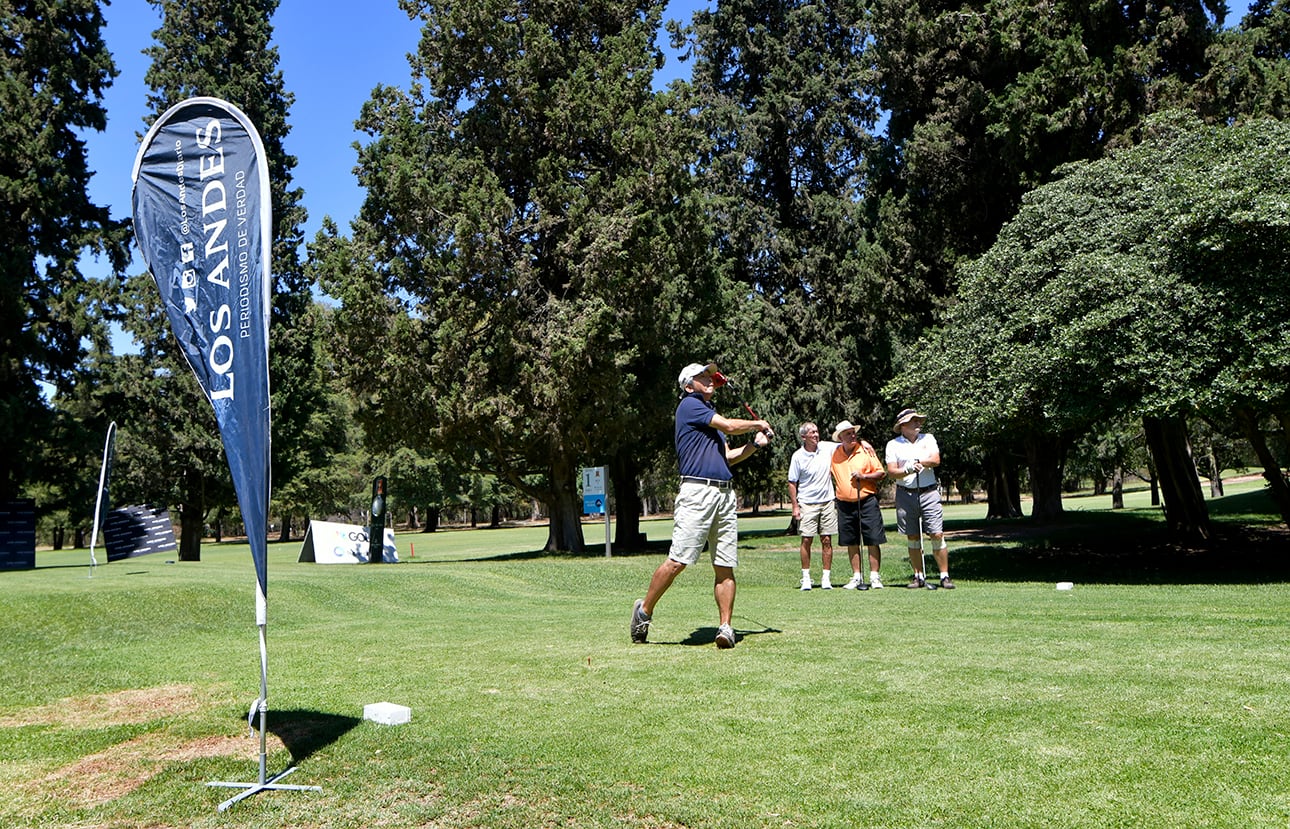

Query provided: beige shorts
[669,481,739,568]
[798,500,838,538]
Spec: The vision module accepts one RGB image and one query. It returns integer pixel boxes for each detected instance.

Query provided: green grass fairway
[2,482,1288,827]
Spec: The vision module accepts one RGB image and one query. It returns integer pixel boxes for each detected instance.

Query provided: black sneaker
[630,599,651,644]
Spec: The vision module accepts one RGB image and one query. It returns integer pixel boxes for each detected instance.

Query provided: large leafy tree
[870,0,1227,517]
[886,113,1290,537]
[336,0,715,552]
[0,0,129,501]
[127,0,343,556]
[675,0,892,440]
[870,0,1222,308]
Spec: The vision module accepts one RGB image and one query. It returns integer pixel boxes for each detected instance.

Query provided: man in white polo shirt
[787,422,840,590]
[885,408,955,589]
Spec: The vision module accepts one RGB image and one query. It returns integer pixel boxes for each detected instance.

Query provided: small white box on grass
[1056,581,1075,591]
[364,702,411,726]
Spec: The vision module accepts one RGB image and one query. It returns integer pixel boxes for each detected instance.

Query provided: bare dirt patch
[4,684,281,809]
[0,684,207,729]
[35,730,283,808]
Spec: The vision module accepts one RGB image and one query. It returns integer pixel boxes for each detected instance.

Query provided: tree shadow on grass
[263,709,362,764]
[432,520,794,563]
[947,495,1289,586]
[444,537,675,562]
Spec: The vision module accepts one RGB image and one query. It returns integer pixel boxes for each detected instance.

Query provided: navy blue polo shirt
[674,392,730,480]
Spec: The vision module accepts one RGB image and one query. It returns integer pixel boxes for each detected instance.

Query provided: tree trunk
[1235,407,1290,527]
[1025,433,1065,522]
[545,455,585,553]
[1142,415,1210,541]
[178,466,204,561]
[1111,464,1125,510]
[75,526,86,549]
[984,451,1022,519]
[610,452,644,551]
[1147,456,1160,506]
[278,514,291,543]
[52,525,64,550]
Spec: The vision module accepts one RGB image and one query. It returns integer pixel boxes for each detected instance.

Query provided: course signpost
[582,466,610,557]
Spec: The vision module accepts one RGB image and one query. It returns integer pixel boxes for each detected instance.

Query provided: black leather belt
[899,484,938,494]
[681,476,734,491]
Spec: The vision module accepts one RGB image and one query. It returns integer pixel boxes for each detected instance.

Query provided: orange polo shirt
[831,442,883,502]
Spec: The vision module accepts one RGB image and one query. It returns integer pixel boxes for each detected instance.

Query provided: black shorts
[836,496,887,547]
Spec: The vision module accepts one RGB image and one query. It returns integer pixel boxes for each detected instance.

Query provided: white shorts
[798,500,838,538]
[669,481,739,568]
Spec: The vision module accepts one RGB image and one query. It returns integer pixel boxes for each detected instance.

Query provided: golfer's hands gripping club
[740,403,774,444]
[715,372,773,444]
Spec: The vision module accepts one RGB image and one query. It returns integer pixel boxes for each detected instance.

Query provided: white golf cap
[832,420,858,441]
[677,362,719,390]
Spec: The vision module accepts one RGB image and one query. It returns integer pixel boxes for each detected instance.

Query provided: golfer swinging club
[631,362,773,649]
[885,408,955,589]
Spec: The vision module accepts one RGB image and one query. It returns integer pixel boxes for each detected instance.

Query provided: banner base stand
[207,766,321,812]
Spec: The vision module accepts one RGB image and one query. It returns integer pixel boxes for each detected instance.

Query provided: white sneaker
[821,576,833,589]
[800,577,812,591]
[842,574,864,590]
[870,574,884,589]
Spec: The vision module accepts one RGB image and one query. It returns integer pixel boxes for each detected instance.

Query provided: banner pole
[208,623,319,809]
[88,421,116,575]
[258,624,269,785]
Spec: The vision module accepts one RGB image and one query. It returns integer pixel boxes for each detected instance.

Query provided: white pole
[88,421,117,573]
[604,502,611,558]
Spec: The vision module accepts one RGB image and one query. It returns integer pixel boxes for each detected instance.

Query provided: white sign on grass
[298,520,398,564]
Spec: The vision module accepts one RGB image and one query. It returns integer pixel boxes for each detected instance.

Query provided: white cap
[677,362,718,391]
[832,420,858,441]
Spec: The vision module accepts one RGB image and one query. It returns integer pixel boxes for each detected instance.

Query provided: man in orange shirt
[829,420,889,589]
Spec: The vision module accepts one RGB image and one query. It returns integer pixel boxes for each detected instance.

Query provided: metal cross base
[207,766,321,812]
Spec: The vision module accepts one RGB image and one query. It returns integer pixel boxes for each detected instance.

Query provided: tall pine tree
[0,0,129,501]
[335,0,714,552]
[676,0,892,438]
[129,0,342,556]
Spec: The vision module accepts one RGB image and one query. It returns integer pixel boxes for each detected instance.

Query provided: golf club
[713,372,773,440]
[917,488,936,590]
